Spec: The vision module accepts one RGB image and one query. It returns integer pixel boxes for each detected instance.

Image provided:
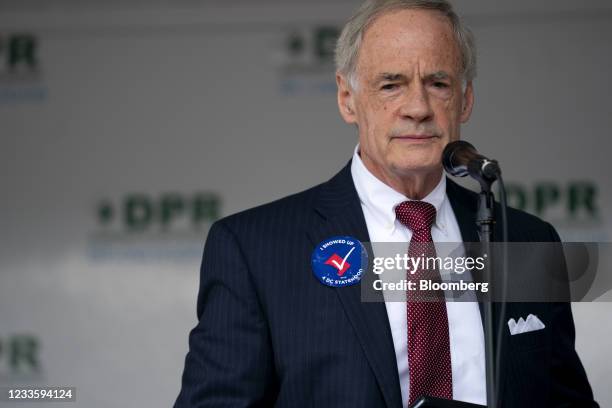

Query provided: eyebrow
[375,72,407,82]
[426,71,451,81]
[374,70,452,83]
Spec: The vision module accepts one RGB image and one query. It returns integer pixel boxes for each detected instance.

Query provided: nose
[398,82,433,123]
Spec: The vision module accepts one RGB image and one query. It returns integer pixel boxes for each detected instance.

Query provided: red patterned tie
[395,200,452,406]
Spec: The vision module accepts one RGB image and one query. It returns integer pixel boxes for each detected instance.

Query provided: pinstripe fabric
[175,161,597,408]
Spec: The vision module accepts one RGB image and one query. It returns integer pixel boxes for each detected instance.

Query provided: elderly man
[175,0,597,407]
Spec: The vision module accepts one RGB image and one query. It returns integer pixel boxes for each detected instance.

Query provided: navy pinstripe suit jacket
[175,162,597,408]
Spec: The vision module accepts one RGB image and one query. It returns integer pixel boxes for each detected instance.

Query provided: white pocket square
[507,314,545,335]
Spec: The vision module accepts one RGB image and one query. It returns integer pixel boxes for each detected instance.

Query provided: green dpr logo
[503,181,598,221]
[96,192,221,232]
[0,34,38,76]
[0,335,40,378]
[287,26,338,63]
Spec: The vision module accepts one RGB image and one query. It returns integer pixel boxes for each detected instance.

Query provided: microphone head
[442,140,477,177]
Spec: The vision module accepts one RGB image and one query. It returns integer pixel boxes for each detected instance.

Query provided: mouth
[391,134,439,142]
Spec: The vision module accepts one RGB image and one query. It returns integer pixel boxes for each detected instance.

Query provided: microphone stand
[466,150,505,408]
[474,175,497,408]
[419,142,505,408]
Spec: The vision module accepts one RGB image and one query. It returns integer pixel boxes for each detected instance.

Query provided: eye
[381,83,398,91]
[432,81,449,89]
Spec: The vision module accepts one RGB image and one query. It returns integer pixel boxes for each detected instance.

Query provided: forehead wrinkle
[355,9,462,83]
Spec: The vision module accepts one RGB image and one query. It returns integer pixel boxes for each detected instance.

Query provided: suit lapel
[445,178,483,320]
[445,178,480,243]
[306,162,403,408]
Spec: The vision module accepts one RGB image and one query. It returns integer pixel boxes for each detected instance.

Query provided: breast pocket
[507,328,548,352]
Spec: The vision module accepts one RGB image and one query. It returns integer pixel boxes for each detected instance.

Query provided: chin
[388,151,439,172]
[390,160,440,176]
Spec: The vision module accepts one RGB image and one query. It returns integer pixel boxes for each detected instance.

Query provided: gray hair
[335,0,476,89]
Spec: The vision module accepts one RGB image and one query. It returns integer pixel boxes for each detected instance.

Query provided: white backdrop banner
[1,1,611,406]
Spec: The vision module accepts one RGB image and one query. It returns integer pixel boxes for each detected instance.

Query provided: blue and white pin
[311,236,368,288]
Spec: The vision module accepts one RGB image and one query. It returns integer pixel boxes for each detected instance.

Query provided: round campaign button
[311,236,368,288]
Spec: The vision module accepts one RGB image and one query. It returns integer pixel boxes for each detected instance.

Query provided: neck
[361,156,443,200]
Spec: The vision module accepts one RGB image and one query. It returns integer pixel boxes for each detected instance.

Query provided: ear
[336,72,358,124]
[460,81,474,123]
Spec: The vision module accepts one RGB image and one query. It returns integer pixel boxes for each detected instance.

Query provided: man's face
[337,9,474,182]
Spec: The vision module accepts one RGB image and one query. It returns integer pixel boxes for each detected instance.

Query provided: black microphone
[442,140,501,181]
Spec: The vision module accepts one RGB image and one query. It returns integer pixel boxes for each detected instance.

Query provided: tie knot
[394,200,436,232]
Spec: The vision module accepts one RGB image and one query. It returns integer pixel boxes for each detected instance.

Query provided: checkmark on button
[324,246,355,276]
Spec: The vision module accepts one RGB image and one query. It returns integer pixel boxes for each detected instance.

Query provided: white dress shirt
[350,145,487,406]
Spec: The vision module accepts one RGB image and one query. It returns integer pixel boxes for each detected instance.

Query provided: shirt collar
[350,144,448,234]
